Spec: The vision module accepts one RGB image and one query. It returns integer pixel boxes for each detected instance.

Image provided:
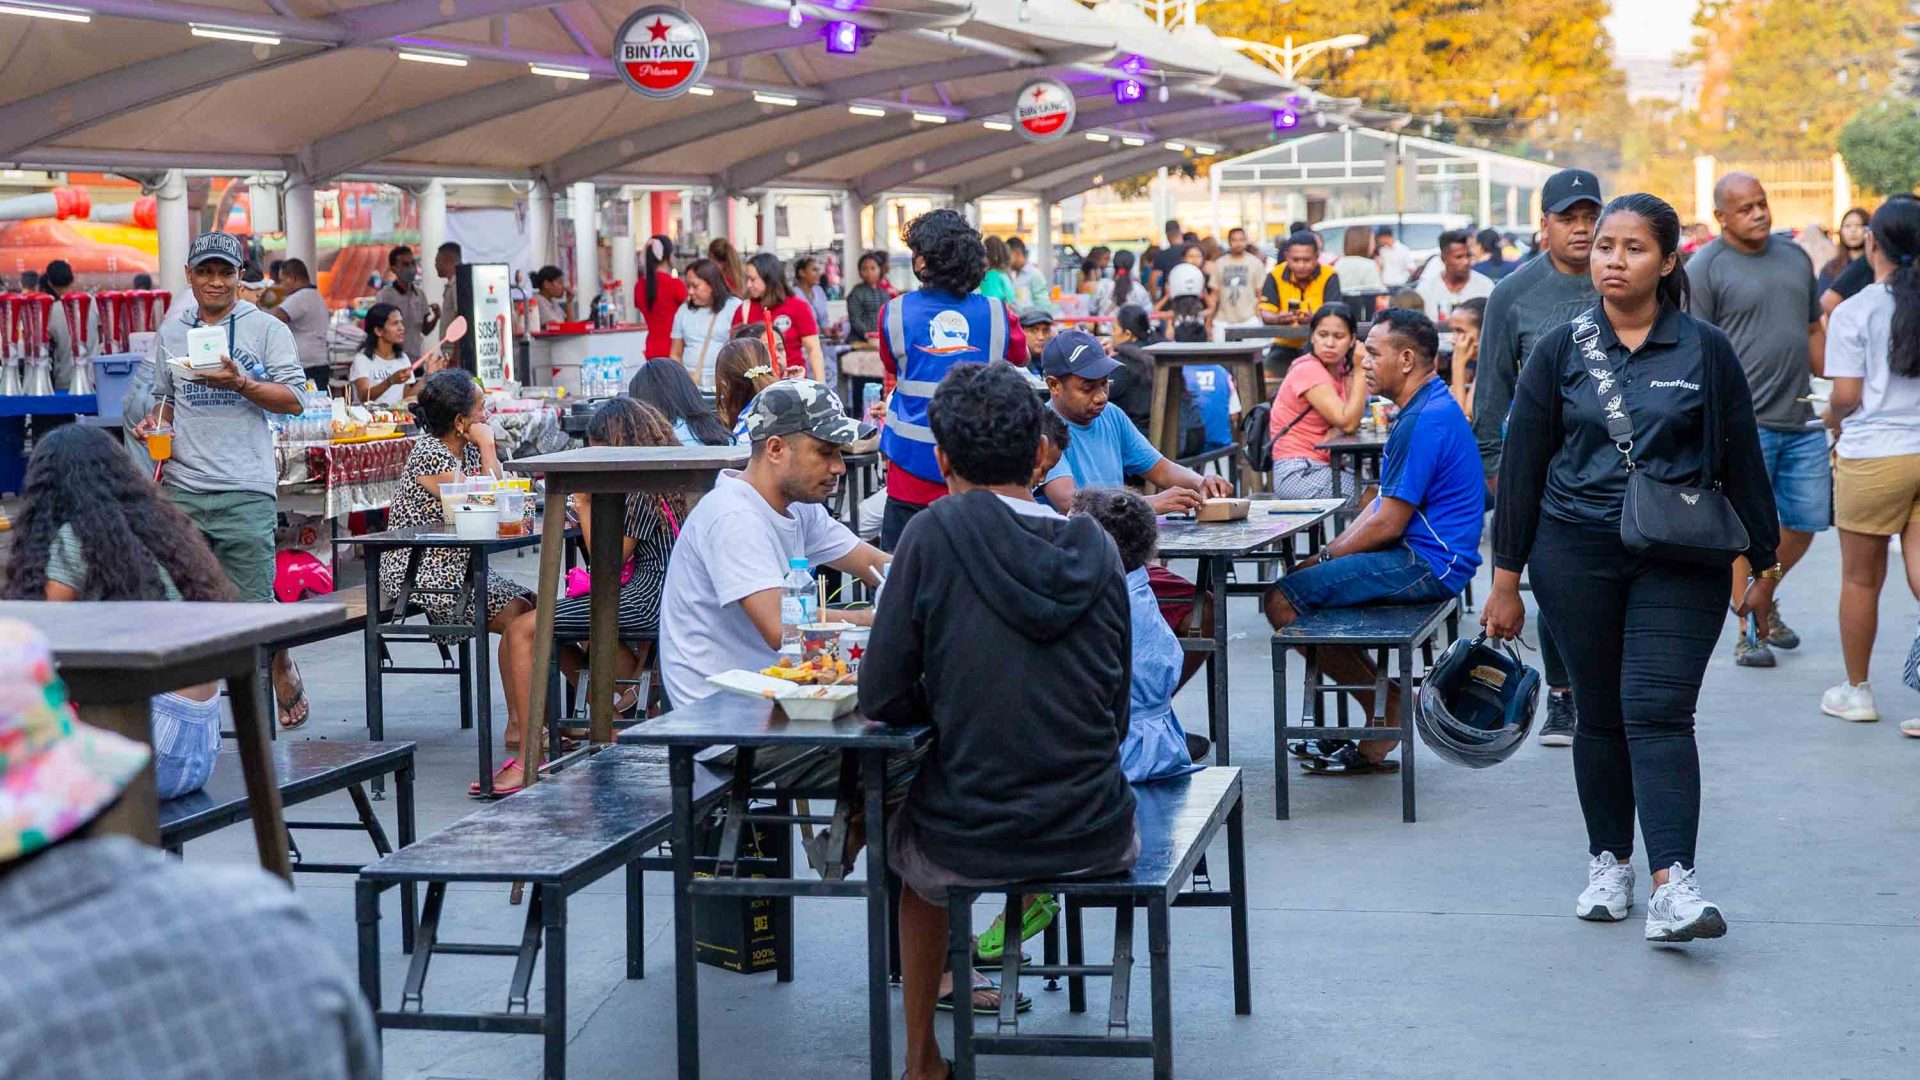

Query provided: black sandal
[1301,744,1399,775]
[936,983,1033,1014]
[1289,737,1356,760]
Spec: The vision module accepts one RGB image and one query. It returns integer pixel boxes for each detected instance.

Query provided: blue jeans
[1276,544,1455,612]
[1756,428,1831,534]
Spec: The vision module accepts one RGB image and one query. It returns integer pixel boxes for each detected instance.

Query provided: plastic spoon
[412,315,469,370]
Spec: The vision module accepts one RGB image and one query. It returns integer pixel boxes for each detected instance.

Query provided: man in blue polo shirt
[1264,308,1483,775]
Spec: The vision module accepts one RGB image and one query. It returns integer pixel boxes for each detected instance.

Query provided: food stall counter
[526,323,651,397]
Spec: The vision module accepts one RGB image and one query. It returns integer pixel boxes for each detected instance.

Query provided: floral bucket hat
[0,618,149,863]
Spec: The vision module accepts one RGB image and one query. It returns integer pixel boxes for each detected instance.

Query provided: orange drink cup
[148,425,173,462]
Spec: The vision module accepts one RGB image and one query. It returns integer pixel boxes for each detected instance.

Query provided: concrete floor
[176,540,1920,1079]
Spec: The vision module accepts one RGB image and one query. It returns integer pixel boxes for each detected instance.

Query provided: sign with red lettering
[1014,79,1075,142]
[615,6,709,100]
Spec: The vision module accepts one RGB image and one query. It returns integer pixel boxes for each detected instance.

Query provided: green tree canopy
[1839,100,1920,196]
[1692,0,1900,158]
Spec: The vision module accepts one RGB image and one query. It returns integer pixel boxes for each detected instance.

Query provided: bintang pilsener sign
[614,6,710,100]
[1014,79,1076,142]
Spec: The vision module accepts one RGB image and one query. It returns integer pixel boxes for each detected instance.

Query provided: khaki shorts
[1834,453,1920,536]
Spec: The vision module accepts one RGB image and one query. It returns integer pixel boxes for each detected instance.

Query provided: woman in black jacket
[1481,193,1779,945]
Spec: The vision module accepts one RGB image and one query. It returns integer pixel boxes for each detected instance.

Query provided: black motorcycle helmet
[1416,632,1540,768]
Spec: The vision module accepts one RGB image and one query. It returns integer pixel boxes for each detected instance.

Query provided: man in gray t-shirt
[1685,173,1828,665]
[271,258,332,385]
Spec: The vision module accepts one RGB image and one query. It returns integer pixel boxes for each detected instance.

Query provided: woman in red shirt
[1267,304,1368,498]
[634,234,686,360]
[732,251,823,380]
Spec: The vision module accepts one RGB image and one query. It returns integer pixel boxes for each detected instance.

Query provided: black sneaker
[1185,731,1212,763]
[1538,690,1575,747]
[1288,737,1357,760]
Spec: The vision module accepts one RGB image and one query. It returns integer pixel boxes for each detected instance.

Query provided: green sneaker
[973,893,1060,962]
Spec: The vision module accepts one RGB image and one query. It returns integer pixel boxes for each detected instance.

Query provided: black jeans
[879,496,925,553]
[1537,615,1570,689]
[1528,516,1728,872]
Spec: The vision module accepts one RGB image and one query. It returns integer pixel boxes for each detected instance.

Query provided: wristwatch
[1755,563,1784,582]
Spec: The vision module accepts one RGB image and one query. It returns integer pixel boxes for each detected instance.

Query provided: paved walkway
[177,540,1920,1079]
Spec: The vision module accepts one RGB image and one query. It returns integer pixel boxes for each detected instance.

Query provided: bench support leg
[543,885,568,1080]
[402,883,445,1011]
[396,764,417,955]
[230,659,292,879]
[508,887,545,1012]
[1227,798,1252,1015]
[355,879,383,1047]
[862,748,891,1080]
[669,748,701,1080]
[1273,644,1290,820]
[773,797,795,984]
[1108,901,1135,1036]
[363,550,385,798]
[626,860,644,979]
[1041,912,1060,992]
[996,893,1024,1036]
[1400,643,1417,824]
[1148,898,1173,1080]
[948,890,976,1080]
[1065,895,1086,1013]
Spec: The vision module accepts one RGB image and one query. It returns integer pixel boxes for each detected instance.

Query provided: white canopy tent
[1209,126,1562,233]
[0,0,1370,292]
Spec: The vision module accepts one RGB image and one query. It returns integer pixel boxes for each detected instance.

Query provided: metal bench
[945,766,1250,1080]
[1271,599,1459,822]
[161,739,418,948]
[354,745,803,1080]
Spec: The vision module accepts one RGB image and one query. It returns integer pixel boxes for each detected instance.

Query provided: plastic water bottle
[779,557,816,660]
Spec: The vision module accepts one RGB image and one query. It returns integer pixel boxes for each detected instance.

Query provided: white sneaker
[1645,864,1727,943]
[1820,681,1880,722]
[1576,851,1635,922]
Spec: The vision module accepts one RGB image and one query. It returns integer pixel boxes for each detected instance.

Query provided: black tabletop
[505,445,747,475]
[1156,502,1335,557]
[2,600,345,701]
[620,691,930,750]
[1317,431,1389,452]
[333,522,557,552]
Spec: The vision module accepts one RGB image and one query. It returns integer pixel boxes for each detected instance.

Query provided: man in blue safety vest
[876,209,1028,550]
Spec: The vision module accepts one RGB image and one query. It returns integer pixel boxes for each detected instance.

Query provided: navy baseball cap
[1541,169,1602,214]
[1040,329,1119,380]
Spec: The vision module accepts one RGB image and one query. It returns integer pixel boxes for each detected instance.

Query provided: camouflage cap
[743,378,872,445]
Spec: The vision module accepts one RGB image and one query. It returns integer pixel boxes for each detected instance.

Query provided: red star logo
[1031,87,1047,101]
[847,643,864,661]
[647,17,671,40]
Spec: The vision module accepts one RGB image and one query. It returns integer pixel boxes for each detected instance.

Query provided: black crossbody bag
[1573,312,1748,567]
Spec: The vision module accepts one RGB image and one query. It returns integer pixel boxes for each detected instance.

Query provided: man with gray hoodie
[133,232,308,724]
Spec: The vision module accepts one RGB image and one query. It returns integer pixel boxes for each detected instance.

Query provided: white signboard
[614,6,710,100]
[1014,79,1076,143]
[468,263,512,387]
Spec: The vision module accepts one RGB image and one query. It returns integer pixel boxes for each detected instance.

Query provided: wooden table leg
[521,497,569,783]
[587,492,625,745]
[230,657,294,878]
[75,701,159,846]
[1149,364,1175,464]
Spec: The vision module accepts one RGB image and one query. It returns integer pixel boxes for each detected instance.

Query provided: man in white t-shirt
[1375,226,1420,288]
[1414,229,1495,321]
[660,379,891,706]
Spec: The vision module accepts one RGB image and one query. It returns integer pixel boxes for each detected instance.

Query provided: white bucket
[452,503,499,540]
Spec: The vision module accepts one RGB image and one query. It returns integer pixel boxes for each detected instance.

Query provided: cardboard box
[694,819,790,975]
[1196,498,1250,523]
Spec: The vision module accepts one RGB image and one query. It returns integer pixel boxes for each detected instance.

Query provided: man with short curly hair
[876,209,1030,550]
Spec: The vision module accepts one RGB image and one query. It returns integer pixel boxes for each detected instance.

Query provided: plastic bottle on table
[779,557,816,661]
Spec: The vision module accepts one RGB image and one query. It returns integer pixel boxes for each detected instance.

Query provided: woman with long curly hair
[3,425,235,798]
[521,397,688,720]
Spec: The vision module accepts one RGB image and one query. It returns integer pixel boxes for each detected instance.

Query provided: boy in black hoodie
[861,361,1138,1080]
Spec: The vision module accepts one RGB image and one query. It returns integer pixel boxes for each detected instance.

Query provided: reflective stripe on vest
[877,290,1008,483]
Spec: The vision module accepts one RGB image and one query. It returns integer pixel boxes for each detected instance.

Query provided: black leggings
[1528,516,1729,872]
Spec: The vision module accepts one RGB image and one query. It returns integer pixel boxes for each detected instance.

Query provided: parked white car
[1309,213,1475,282]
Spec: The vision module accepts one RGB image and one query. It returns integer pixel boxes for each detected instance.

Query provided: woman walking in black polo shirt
[1482,193,1780,944]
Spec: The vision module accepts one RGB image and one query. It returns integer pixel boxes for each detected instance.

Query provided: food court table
[1317,429,1389,502]
[507,445,747,781]
[2,599,345,878]
[620,693,932,1080]
[1156,500,1341,765]
[1142,340,1268,487]
[334,524,561,797]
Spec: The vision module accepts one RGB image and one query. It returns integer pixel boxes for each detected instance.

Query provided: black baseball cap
[1040,329,1119,380]
[187,232,245,268]
[1017,306,1054,328]
[1541,169,1602,214]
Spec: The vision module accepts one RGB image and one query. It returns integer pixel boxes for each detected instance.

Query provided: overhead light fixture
[1274,108,1299,131]
[1157,79,1170,103]
[0,3,91,23]
[1084,132,1110,142]
[530,63,591,81]
[824,19,860,55]
[787,0,802,29]
[982,119,1014,131]
[911,111,948,124]
[1164,140,1187,151]
[753,91,801,107]
[1193,143,1220,155]
[848,104,887,117]
[398,49,467,66]
[1113,78,1145,105]
[191,23,279,45]
[1121,136,1146,147]
[688,84,716,96]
